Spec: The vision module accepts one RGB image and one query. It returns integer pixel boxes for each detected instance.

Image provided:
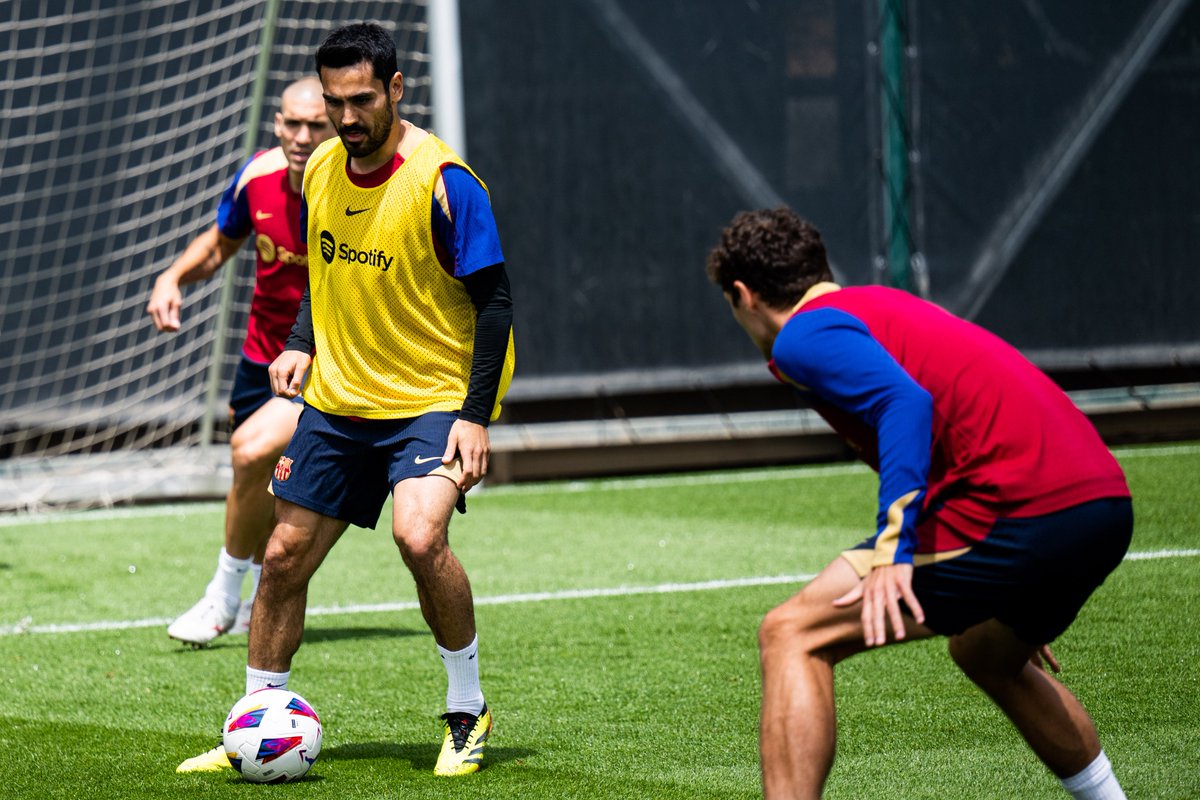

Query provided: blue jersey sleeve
[431,165,504,278]
[215,157,256,240]
[773,308,933,565]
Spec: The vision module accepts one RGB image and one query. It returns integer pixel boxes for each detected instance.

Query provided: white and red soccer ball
[222,688,322,783]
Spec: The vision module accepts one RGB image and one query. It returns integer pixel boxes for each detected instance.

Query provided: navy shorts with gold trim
[271,408,464,530]
[843,496,1133,644]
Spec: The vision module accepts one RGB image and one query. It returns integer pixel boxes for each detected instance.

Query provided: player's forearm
[459,265,513,425]
[871,488,924,567]
[160,225,240,287]
[870,385,933,566]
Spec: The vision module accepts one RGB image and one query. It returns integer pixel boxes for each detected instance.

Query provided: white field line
[4,441,1196,528]
[3,548,1197,637]
[1111,443,1200,458]
[1122,548,1200,560]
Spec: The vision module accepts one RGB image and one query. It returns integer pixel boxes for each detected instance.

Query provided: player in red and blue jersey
[147,77,334,647]
[707,208,1131,800]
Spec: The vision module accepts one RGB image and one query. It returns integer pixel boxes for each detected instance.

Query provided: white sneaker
[167,595,237,646]
[228,598,253,635]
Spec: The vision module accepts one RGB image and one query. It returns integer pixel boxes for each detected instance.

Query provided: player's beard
[338,107,393,159]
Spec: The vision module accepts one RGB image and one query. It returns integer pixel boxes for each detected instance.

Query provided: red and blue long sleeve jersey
[769,285,1129,567]
[217,147,307,364]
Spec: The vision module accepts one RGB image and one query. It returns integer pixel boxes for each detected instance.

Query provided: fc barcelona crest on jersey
[274,456,293,482]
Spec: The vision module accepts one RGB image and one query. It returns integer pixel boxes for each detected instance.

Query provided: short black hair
[315,22,397,87]
[706,208,833,309]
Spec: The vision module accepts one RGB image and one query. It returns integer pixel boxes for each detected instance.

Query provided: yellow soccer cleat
[434,705,492,776]
[176,742,233,773]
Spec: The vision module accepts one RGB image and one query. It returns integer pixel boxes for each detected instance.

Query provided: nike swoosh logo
[414,455,442,464]
[345,207,371,216]
[255,211,273,220]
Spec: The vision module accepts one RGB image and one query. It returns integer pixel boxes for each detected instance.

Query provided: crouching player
[706,207,1132,800]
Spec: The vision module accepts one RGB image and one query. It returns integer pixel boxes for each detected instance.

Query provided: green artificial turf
[1,442,1196,798]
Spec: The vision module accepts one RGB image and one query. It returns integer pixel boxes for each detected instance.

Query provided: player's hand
[1031,644,1062,674]
[442,419,489,491]
[833,562,924,647]
[269,351,311,398]
[146,277,183,332]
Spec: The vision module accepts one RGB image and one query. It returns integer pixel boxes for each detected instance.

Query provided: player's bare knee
[392,523,448,565]
[260,541,294,579]
[261,527,314,586]
[230,430,279,478]
[759,602,815,655]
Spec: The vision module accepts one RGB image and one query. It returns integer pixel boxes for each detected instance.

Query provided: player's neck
[793,281,841,312]
[286,168,303,194]
[396,120,429,159]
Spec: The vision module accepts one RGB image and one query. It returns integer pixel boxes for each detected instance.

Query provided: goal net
[0,0,435,511]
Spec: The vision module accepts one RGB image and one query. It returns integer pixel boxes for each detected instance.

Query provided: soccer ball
[222,688,323,783]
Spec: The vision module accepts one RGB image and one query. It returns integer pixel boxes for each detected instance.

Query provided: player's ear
[730,280,756,309]
[273,111,284,138]
[390,72,404,105]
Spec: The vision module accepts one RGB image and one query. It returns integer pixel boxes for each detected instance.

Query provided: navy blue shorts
[228,356,303,431]
[846,496,1133,644]
[270,407,464,529]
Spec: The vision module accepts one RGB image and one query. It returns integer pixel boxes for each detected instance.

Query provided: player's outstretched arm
[147,224,243,332]
[269,351,311,398]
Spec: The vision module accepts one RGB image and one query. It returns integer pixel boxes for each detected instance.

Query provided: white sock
[206,548,250,611]
[1061,751,1126,800]
[245,666,289,695]
[438,635,484,715]
[247,562,262,602]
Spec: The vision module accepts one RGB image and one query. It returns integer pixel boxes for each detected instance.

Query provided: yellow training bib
[301,134,513,419]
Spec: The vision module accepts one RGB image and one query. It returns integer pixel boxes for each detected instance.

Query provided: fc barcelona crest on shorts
[274,456,293,482]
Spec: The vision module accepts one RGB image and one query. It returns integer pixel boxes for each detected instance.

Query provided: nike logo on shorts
[414,455,442,465]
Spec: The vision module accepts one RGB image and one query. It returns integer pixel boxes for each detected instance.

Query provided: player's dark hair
[706,207,833,309]
[315,22,398,88]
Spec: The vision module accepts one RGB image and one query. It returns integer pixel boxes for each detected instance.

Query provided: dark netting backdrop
[460,0,1199,389]
[460,0,871,390]
[2,0,1196,457]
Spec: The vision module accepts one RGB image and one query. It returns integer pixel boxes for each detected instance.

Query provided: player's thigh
[384,412,464,548]
[271,409,393,530]
[232,397,303,465]
[266,499,349,581]
[390,473,459,553]
[762,557,883,658]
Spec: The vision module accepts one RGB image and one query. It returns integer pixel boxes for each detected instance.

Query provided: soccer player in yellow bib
[175,23,513,778]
